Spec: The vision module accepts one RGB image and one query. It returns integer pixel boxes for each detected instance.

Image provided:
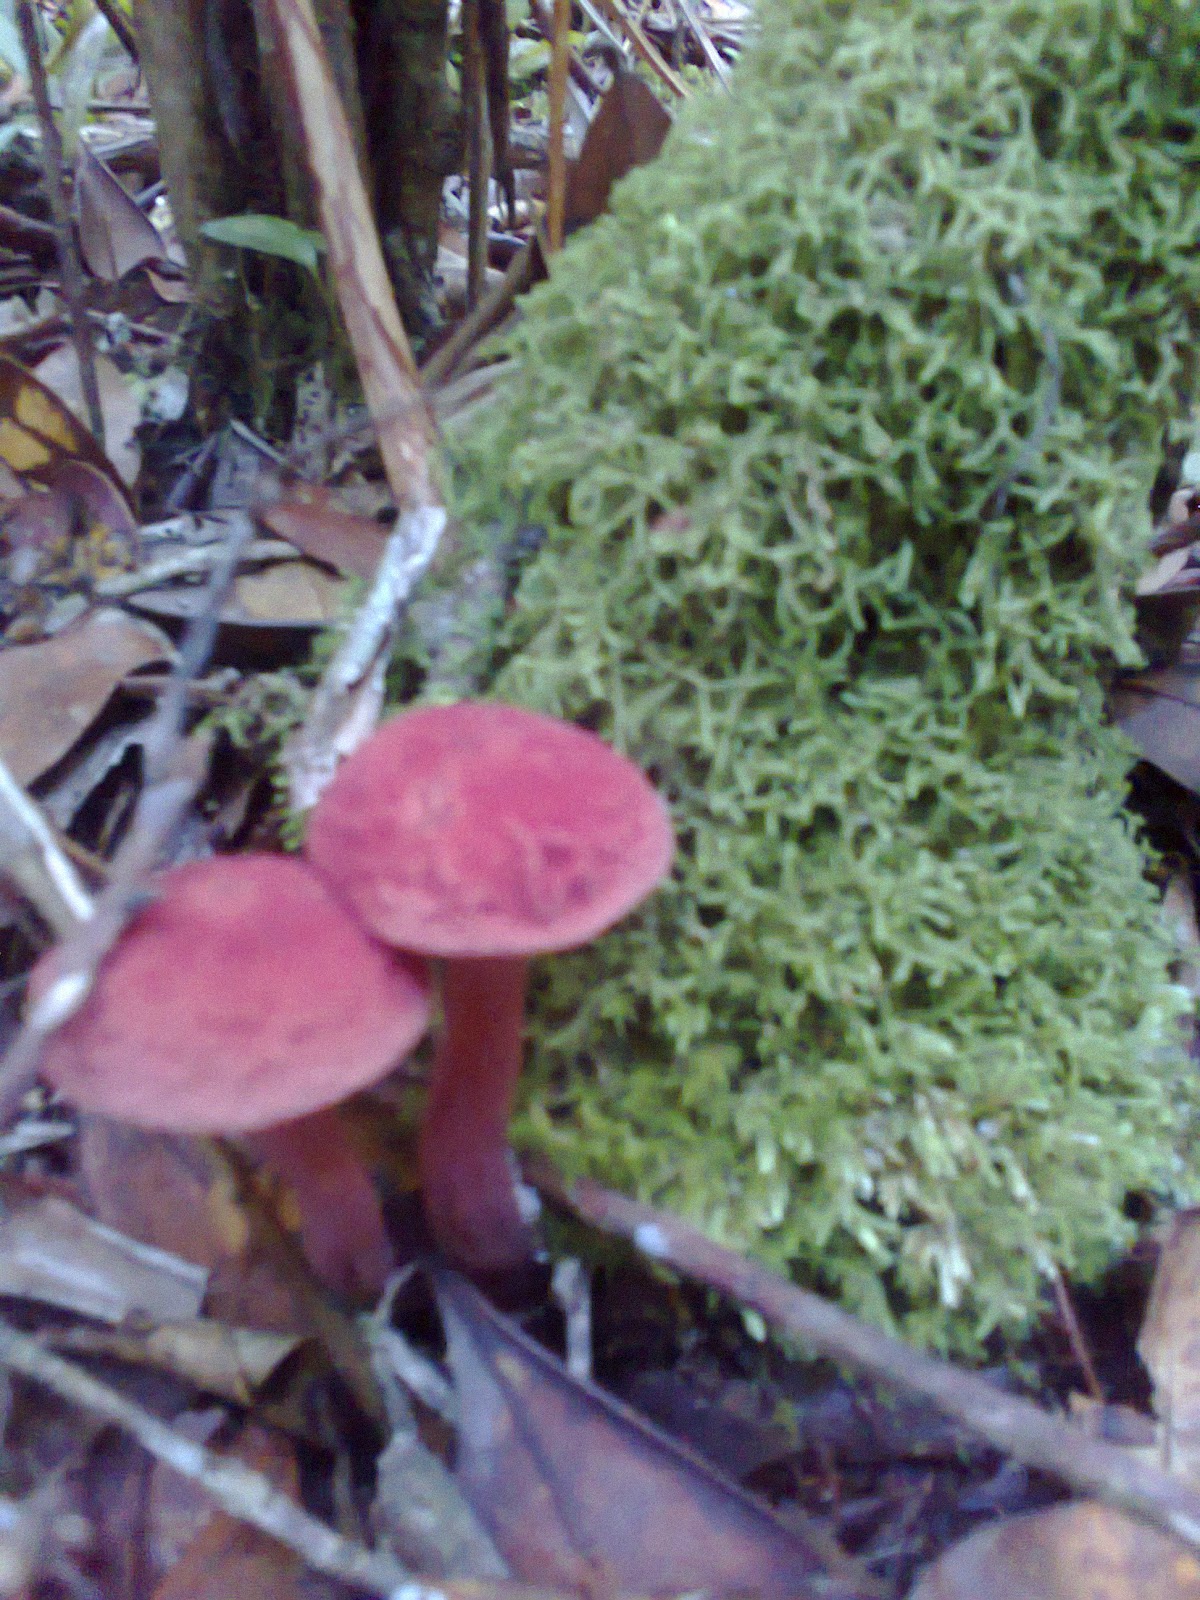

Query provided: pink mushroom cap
[304,701,675,956]
[29,853,431,1133]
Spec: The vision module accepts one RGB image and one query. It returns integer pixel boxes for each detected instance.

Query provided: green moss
[451,0,1200,1348]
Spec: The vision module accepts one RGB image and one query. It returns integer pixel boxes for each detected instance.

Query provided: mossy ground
[450,0,1200,1349]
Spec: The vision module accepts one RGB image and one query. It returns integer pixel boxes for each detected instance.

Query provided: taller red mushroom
[305,701,674,1274]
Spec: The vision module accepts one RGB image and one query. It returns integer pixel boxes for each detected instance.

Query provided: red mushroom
[305,700,674,1274]
[29,853,430,1299]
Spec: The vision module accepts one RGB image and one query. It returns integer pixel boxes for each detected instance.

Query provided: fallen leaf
[75,143,169,281]
[259,485,387,579]
[434,1269,836,1598]
[0,1193,207,1322]
[1138,1210,1200,1485]
[151,1421,308,1600]
[1113,671,1200,795]
[232,560,347,623]
[32,345,142,487]
[907,1500,1200,1600]
[0,351,126,491]
[0,608,172,784]
[565,69,673,230]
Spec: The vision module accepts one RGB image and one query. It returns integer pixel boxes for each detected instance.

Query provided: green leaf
[200,214,325,274]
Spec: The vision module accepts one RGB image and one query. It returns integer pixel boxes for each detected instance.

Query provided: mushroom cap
[30,854,430,1134]
[305,701,674,957]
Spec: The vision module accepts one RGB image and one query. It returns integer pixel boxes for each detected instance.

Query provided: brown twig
[545,0,572,253]
[91,0,139,61]
[581,0,687,99]
[420,238,542,390]
[529,1160,1200,1554]
[16,0,105,447]
[464,0,491,307]
[0,512,255,1128]
[0,1316,722,1600]
[674,0,731,84]
[1050,1264,1104,1404]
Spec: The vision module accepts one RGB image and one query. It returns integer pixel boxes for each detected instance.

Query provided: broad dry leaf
[33,345,142,487]
[0,1193,206,1323]
[0,351,127,491]
[151,1422,309,1600]
[434,1269,837,1598]
[75,144,169,281]
[232,560,347,623]
[1112,672,1200,796]
[0,608,172,783]
[259,485,387,578]
[1139,1210,1200,1484]
[907,1501,1200,1600]
[566,71,672,230]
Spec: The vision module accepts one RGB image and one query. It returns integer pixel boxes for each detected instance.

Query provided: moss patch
[451,0,1200,1348]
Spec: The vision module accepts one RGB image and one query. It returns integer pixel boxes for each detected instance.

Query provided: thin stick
[16,1,104,447]
[0,758,94,935]
[545,0,572,253]
[464,0,490,307]
[284,503,448,811]
[0,1317,702,1600]
[0,1317,410,1594]
[419,239,541,390]
[0,513,255,1128]
[674,0,731,84]
[581,0,687,99]
[530,1161,1200,1554]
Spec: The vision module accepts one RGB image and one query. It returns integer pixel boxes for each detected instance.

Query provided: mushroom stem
[245,1108,394,1300]
[418,955,536,1272]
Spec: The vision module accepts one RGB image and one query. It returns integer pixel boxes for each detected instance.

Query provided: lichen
[450,0,1200,1348]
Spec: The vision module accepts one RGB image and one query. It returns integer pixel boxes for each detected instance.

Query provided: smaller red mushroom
[29,853,430,1299]
[305,700,674,1275]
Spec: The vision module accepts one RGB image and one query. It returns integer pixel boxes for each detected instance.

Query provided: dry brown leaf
[150,1421,308,1600]
[434,1269,831,1598]
[75,144,169,282]
[1138,1211,1200,1484]
[231,560,347,623]
[0,1194,207,1323]
[566,70,672,231]
[259,486,388,579]
[1113,672,1200,795]
[908,1501,1200,1600]
[0,608,172,784]
[0,350,127,491]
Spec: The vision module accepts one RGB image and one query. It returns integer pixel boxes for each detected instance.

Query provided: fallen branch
[529,1160,1200,1553]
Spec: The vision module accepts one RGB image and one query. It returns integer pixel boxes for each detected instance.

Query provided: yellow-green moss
[451,0,1200,1348]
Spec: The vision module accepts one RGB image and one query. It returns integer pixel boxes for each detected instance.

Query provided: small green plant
[452,0,1200,1349]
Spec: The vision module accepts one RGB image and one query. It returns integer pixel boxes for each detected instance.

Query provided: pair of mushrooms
[30,702,674,1297]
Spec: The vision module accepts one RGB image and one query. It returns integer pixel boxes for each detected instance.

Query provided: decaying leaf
[75,143,169,282]
[1138,1210,1200,1485]
[259,485,387,579]
[1113,672,1200,796]
[0,1192,207,1323]
[565,69,672,231]
[433,1269,837,1598]
[150,1421,309,1600]
[32,345,142,488]
[907,1501,1200,1600]
[0,351,127,492]
[0,608,172,784]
